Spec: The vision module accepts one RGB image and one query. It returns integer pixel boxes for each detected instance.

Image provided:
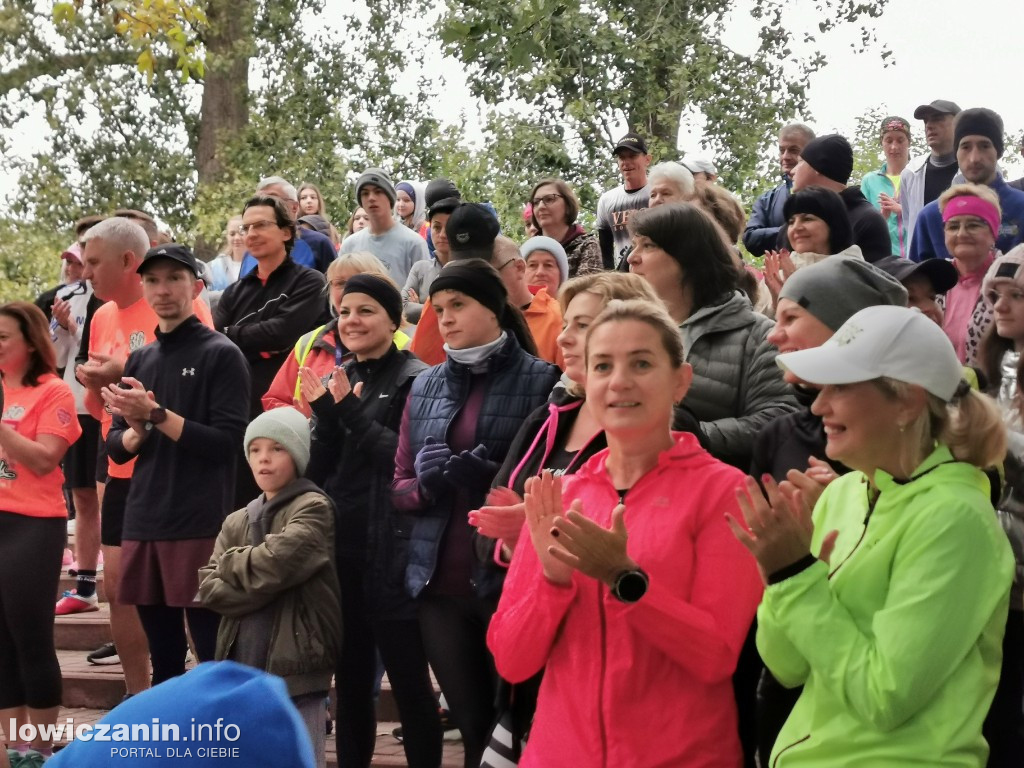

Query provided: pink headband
[942,196,1000,239]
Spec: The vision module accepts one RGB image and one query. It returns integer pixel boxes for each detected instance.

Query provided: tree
[438,0,892,201]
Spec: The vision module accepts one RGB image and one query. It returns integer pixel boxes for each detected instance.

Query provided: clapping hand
[469,487,526,549]
[523,472,575,585]
[414,436,453,498]
[443,444,499,491]
[763,249,796,309]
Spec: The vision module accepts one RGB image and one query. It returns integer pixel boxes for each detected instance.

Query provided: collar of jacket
[574,431,711,486]
[444,332,520,377]
[682,290,756,334]
[154,314,204,345]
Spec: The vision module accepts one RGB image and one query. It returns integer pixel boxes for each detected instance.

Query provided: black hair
[242,194,296,256]
[782,186,854,254]
[628,203,738,311]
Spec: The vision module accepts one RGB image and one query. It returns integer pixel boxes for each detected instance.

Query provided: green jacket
[860,164,904,257]
[198,482,342,697]
[758,444,1013,767]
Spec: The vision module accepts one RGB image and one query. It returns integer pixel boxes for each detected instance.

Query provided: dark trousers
[984,609,1024,767]
[0,513,64,708]
[334,562,442,768]
[417,593,498,768]
[135,604,220,685]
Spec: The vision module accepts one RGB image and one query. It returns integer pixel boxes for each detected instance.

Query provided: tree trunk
[194,0,253,258]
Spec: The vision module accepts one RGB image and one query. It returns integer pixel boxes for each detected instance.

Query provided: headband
[942,196,1000,240]
[429,263,507,322]
[342,274,403,328]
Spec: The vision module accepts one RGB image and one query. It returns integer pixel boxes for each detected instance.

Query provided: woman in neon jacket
[488,299,763,767]
[731,304,1014,767]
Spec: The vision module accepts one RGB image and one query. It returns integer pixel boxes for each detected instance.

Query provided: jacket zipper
[772,734,810,767]
[828,485,879,579]
[597,488,629,766]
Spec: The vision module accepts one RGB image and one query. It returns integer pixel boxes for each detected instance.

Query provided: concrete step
[54,602,112,651]
[58,572,107,602]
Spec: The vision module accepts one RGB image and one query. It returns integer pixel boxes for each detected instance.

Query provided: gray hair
[257,176,298,201]
[780,123,816,144]
[648,162,696,198]
[82,217,150,263]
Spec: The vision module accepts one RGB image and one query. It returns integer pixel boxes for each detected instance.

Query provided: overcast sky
[2,0,1022,206]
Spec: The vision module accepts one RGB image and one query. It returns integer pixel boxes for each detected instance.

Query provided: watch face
[615,570,648,603]
[150,407,168,425]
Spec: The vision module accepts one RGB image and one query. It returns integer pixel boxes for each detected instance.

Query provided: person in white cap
[728,304,1013,768]
[681,153,718,186]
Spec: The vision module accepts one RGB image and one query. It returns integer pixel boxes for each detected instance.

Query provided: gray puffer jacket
[995,350,1024,610]
[680,291,798,468]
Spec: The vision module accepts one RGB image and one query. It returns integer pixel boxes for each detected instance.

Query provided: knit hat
[777,305,967,402]
[45,661,315,768]
[782,186,854,253]
[799,134,854,184]
[779,256,908,331]
[244,407,310,476]
[982,245,1024,303]
[429,260,508,322]
[424,178,461,209]
[342,273,403,328]
[355,168,397,206]
[446,203,500,260]
[520,236,569,285]
[954,108,1005,158]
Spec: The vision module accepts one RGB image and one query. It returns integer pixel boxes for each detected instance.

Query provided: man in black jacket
[103,244,250,685]
[780,133,894,262]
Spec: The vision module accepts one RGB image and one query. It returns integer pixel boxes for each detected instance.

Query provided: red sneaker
[55,590,99,615]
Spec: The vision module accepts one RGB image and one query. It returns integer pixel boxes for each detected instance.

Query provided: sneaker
[62,548,74,567]
[391,725,403,743]
[66,518,76,535]
[439,707,460,741]
[86,642,119,665]
[55,590,99,615]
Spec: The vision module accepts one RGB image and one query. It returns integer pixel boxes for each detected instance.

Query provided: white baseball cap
[776,305,966,402]
[680,154,717,176]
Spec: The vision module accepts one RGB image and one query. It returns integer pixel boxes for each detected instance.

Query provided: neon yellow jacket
[759,444,1013,767]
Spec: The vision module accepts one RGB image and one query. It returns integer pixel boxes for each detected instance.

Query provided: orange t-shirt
[88,297,213,479]
[0,374,83,517]
[409,298,446,366]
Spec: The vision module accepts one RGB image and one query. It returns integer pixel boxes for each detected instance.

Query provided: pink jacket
[487,433,762,768]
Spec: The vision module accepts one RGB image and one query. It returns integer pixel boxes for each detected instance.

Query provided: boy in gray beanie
[198,407,341,768]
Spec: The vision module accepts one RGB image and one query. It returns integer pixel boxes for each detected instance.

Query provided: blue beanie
[46,662,315,767]
[520,236,569,286]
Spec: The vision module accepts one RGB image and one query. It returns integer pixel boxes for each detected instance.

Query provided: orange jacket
[523,286,563,369]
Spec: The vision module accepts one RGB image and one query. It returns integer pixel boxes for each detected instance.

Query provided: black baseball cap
[613,132,649,156]
[913,100,961,120]
[873,255,958,294]
[137,244,202,277]
[445,203,500,259]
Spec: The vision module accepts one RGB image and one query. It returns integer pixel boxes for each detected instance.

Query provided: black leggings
[335,563,442,768]
[983,609,1024,767]
[135,604,220,685]
[0,513,64,709]
[417,593,498,768]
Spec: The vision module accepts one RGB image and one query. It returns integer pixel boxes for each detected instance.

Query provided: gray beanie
[244,407,311,476]
[520,236,569,285]
[779,256,908,331]
[355,168,396,206]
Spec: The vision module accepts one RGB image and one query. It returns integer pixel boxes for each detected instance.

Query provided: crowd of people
[2,99,1024,768]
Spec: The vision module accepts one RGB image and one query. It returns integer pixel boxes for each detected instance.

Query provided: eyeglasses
[238,220,280,235]
[942,219,989,235]
[495,257,517,272]
[531,193,564,208]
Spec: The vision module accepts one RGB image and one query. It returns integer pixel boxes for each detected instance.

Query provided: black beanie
[342,274,403,328]
[799,134,854,184]
[954,108,1005,158]
[424,178,461,210]
[429,260,507,322]
[782,186,854,253]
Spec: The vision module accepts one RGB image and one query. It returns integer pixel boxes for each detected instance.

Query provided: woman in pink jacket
[487,299,763,767]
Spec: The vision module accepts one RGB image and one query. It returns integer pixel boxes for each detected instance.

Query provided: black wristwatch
[145,406,168,431]
[610,568,649,604]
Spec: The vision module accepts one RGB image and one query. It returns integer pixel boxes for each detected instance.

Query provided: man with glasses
[596,132,652,270]
[340,167,429,285]
[488,235,562,365]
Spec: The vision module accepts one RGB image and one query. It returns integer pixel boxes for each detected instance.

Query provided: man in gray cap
[900,100,962,254]
[340,167,429,285]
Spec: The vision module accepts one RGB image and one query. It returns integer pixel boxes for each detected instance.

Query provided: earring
[898,422,906,433]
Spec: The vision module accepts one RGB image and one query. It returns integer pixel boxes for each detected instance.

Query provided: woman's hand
[549,503,638,587]
[326,366,351,403]
[523,472,574,585]
[727,475,816,578]
[781,457,838,514]
[469,487,526,549]
[299,366,327,405]
[763,249,794,308]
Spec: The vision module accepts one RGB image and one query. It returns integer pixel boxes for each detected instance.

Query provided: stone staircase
[52,557,462,766]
